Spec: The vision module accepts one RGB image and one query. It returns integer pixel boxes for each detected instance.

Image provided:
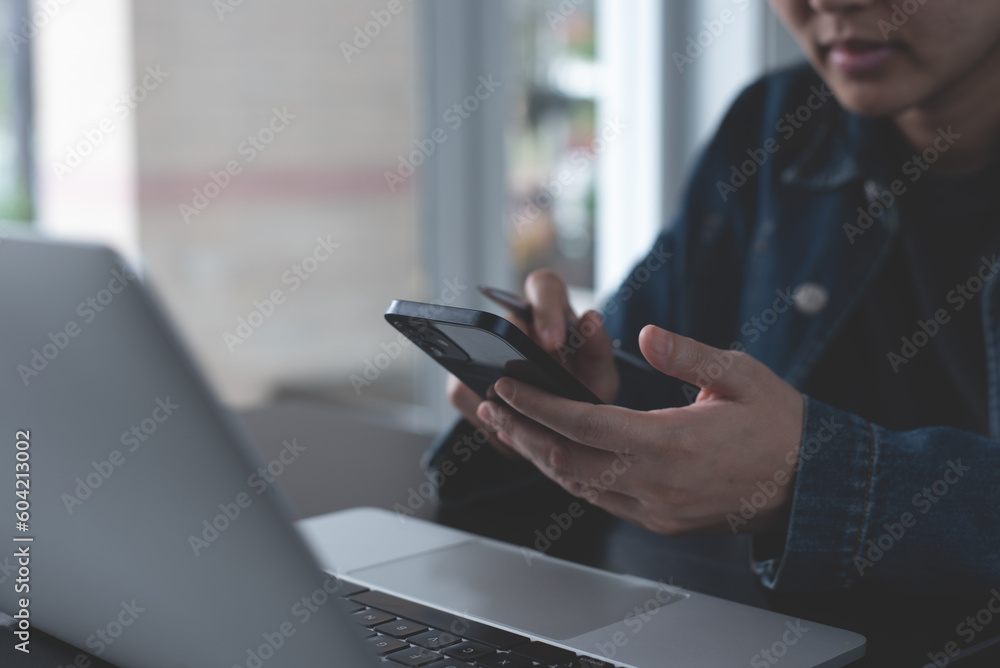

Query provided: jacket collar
[779,103,891,190]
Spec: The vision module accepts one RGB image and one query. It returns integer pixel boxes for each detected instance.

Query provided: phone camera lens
[424,343,446,358]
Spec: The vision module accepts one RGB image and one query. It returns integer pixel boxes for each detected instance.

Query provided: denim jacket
[602,64,999,595]
[430,64,1000,595]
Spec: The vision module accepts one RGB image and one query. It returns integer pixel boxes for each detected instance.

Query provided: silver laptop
[0,236,865,668]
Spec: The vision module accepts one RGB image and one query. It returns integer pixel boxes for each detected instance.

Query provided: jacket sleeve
[753,395,1000,595]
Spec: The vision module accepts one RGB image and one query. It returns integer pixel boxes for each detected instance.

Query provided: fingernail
[647,327,671,357]
[494,378,513,399]
[477,402,495,424]
[544,325,563,349]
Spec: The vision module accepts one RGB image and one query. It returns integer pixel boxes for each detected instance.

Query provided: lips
[825,40,898,76]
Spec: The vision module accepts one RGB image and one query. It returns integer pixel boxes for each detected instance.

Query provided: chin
[829,90,902,117]
[821,77,920,118]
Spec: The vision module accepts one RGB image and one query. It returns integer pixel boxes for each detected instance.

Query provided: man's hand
[447,269,618,458]
[475,325,805,534]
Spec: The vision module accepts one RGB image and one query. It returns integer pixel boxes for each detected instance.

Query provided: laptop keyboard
[334,578,623,668]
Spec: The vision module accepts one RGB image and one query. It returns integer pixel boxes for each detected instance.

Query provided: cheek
[768,0,811,41]
[898,1,1000,71]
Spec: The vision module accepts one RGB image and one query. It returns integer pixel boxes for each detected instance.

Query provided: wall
[131,0,423,409]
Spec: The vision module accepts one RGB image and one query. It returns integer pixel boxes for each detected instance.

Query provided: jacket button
[793,283,829,315]
[864,180,882,202]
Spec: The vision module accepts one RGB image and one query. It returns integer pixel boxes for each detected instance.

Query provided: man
[443,0,1000,595]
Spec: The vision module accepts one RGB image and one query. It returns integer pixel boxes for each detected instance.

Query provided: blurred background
[0,0,802,434]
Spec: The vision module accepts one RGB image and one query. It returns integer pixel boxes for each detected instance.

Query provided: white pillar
[33,0,140,267]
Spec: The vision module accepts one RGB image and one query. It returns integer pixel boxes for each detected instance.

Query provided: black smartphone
[385,299,602,404]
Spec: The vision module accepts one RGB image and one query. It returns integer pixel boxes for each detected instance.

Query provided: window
[505,0,667,303]
[421,0,667,324]
[507,0,599,289]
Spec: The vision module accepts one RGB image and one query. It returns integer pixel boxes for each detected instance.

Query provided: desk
[3,399,998,667]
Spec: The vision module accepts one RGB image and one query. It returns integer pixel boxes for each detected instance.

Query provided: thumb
[638,325,747,395]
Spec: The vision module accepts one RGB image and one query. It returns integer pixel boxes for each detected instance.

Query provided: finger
[493,377,657,453]
[524,269,575,352]
[562,310,615,367]
[447,375,482,415]
[446,376,520,458]
[476,400,627,495]
[504,311,531,337]
[581,488,646,523]
[546,309,619,404]
[638,325,749,396]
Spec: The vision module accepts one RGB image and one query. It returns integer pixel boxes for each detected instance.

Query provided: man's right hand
[447,269,619,458]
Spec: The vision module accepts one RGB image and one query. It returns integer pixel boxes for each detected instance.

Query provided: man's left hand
[476,325,805,534]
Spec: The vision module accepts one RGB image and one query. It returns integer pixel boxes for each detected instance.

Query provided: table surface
[3,399,998,667]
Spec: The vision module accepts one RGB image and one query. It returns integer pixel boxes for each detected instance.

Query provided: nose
[809,0,876,12]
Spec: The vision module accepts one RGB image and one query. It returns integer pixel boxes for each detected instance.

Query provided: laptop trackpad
[348,539,681,641]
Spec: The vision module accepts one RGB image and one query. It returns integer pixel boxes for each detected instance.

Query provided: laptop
[0,236,866,667]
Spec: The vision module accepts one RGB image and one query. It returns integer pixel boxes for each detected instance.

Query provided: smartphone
[385,299,602,404]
